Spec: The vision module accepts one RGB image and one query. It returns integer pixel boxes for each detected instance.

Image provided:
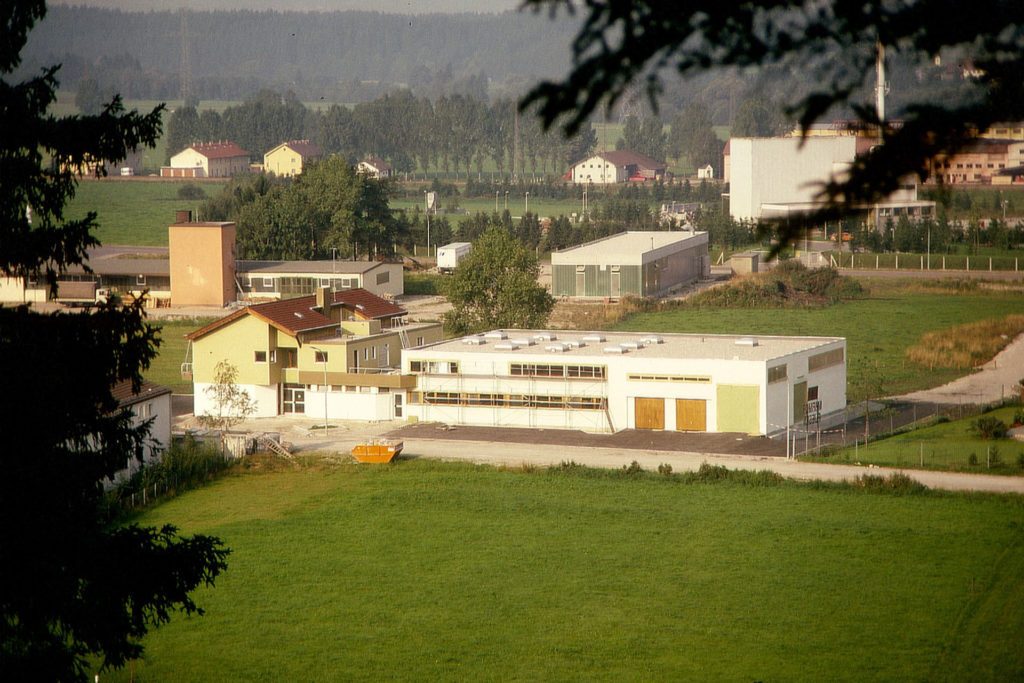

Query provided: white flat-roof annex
[413,330,844,363]
[551,230,707,265]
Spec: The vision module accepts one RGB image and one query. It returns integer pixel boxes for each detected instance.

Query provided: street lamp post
[495,190,499,213]
[504,191,508,210]
[525,191,530,215]
[311,346,329,433]
[424,190,430,259]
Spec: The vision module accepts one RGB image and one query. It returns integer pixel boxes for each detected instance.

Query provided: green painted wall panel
[552,265,575,296]
[584,265,600,296]
[621,265,641,295]
[716,384,761,435]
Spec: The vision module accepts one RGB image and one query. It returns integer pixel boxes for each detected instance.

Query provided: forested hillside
[19,6,575,102]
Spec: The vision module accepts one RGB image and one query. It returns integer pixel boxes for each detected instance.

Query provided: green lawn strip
[146,318,214,394]
[806,406,1024,473]
[101,460,1024,682]
[613,281,1024,403]
[404,272,445,295]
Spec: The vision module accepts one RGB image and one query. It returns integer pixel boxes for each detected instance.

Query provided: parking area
[386,421,787,457]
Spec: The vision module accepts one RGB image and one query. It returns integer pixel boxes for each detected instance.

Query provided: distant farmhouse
[570,150,667,184]
[551,231,709,299]
[724,136,935,229]
[264,140,323,177]
[162,141,251,178]
[357,157,393,179]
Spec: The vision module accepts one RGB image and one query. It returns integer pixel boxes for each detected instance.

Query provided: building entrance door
[282,383,305,414]
[675,399,706,431]
[394,393,403,418]
[634,397,665,430]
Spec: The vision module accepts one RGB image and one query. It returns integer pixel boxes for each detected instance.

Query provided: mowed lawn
[615,280,1024,402]
[146,319,216,394]
[808,405,1024,472]
[104,460,1024,681]
[65,179,225,247]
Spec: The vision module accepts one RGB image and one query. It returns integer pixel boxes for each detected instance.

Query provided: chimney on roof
[316,285,331,311]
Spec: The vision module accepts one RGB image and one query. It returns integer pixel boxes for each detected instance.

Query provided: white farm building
[404,330,846,436]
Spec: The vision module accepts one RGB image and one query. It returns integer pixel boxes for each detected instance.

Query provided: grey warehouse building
[551,231,710,298]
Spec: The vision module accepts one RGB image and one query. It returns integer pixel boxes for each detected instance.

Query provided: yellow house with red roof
[264,139,323,177]
[185,287,441,421]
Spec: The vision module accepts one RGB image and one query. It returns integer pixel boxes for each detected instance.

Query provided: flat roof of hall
[414,330,843,363]
[552,230,706,258]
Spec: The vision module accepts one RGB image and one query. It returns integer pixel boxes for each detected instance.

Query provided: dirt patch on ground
[387,422,787,457]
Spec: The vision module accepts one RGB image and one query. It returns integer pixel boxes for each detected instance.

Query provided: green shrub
[657,463,673,476]
[621,460,643,476]
[968,453,979,466]
[177,182,207,200]
[971,416,1008,440]
[855,472,927,495]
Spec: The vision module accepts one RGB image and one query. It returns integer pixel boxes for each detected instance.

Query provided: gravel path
[898,332,1024,405]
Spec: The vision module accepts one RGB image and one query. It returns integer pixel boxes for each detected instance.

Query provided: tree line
[166,89,740,177]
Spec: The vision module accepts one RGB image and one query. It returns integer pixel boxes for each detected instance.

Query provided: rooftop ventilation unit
[546,343,569,352]
[494,342,518,350]
[640,336,664,345]
[582,334,606,343]
[534,333,557,342]
[619,341,642,349]
[509,338,535,346]
[484,331,508,340]
[564,340,586,349]
[735,337,759,347]
[604,346,628,354]
[462,337,486,345]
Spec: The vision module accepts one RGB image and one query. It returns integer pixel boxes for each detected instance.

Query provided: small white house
[108,380,173,485]
[404,330,847,436]
[357,157,392,179]
[697,164,714,179]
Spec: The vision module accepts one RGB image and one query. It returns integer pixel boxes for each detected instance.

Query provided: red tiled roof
[596,150,666,170]
[186,288,405,341]
[282,139,322,158]
[111,380,172,407]
[331,287,405,319]
[362,156,392,171]
[190,141,250,159]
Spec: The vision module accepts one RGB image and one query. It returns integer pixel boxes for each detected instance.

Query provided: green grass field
[100,459,1024,681]
[614,279,1024,403]
[65,180,225,246]
[146,319,215,394]
[806,406,1024,471]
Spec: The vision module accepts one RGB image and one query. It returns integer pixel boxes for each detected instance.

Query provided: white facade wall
[572,156,625,184]
[305,387,397,421]
[193,382,279,419]
[109,391,172,487]
[729,137,858,221]
[0,276,47,303]
[169,148,210,177]
[404,334,847,436]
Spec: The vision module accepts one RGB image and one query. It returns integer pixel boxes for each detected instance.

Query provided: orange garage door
[676,399,707,431]
[635,397,665,430]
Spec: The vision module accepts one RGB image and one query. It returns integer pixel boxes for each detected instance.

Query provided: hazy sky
[49,0,523,13]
